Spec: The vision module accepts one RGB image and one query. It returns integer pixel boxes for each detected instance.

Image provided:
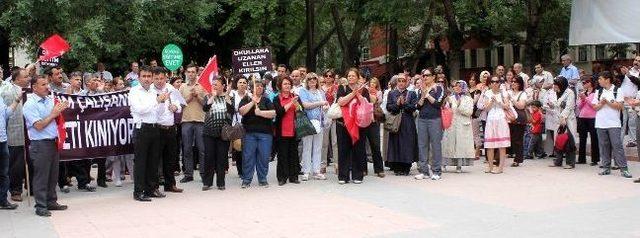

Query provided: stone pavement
[2,158,640,238]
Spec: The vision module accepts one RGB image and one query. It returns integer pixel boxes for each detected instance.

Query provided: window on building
[470,49,477,68]
[512,44,521,63]
[596,45,606,60]
[497,46,505,65]
[484,48,492,67]
[361,47,370,61]
[578,46,588,62]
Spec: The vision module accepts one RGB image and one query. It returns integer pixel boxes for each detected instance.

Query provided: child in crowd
[526,101,546,159]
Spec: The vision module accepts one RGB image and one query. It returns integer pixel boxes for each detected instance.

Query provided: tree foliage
[1,0,219,71]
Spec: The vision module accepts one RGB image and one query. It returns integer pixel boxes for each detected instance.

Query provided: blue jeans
[242,132,273,184]
[416,118,443,175]
[0,142,8,204]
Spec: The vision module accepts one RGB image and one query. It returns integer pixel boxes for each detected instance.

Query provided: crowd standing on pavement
[2,54,640,217]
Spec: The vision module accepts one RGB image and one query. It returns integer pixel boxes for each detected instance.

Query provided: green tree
[1,0,219,72]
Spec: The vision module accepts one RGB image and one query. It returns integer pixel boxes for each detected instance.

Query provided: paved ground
[2,158,640,238]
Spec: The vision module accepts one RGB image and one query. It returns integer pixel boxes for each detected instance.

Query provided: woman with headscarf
[549,76,578,169]
[442,80,475,173]
[385,74,418,175]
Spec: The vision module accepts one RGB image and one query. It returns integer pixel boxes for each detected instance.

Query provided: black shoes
[146,190,166,198]
[278,180,286,186]
[133,193,152,202]
[180,177,194,183]
[0,202,18,210]
[36,209,51,217]
[78,186,96,192]
[97,181,108,188]
[202,186,212,191]
[47,203,68,211]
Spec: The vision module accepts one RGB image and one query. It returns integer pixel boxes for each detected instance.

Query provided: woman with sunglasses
[508,76,528,167]
[229,76,252,177]
[577,76,599,166]
[415,69,446,180]
[299,73,328,181]
[479,76,512,174]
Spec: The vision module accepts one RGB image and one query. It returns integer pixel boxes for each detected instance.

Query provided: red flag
[38,34,71,61]
[198,55,218,93]
[53,98,66,151]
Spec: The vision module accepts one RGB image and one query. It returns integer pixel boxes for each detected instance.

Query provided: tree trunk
[331,6,368,70]
[523,0,547,74]
[305,0,316,71]
[0,26,9,79]
[411,1,436,74]
[441,0,464,81]
[274,0,290,66]
[387,25,399,75]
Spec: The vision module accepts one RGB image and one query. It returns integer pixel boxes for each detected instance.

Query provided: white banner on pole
[569,0,640,45]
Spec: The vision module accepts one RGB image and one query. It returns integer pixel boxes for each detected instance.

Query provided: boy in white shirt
[591,71,632,178]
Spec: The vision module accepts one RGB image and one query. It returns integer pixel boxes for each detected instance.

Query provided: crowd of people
[1,53,640,217]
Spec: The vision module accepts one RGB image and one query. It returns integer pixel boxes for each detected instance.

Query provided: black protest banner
[53,91,135,161]
[231,47,273,75]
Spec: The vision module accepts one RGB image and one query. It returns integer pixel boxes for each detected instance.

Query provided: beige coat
[442,95,476,159]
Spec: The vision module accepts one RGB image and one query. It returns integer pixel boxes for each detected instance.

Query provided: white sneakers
[415,173,441,180]
[313,174,327,180]
[114,180,123,187]
[302,173,327,181]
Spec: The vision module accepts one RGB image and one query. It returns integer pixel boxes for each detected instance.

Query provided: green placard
[161,44,183,71]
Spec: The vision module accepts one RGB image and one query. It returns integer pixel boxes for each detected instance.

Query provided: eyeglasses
[422,74,433,77]
[437,80,445,83]
[490,81,500,84]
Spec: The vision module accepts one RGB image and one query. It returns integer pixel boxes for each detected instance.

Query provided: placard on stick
[231,47,273,75]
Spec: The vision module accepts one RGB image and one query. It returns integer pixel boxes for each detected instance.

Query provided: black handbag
[295,109,317,139]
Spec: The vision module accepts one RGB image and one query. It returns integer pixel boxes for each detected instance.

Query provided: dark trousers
[58,160,90,189]
[509,124,526,163]
[361,122,383,174]
[276,137,300,182]
[336,123,365,182]
[29,140,59,210]
[0,142,9,204]
[232,150,243,177]
[202,136,230,187]
[9,146,31,195]
[133,126,161,195]
[554,150,576,166]
[527,133,545,158]
[157,127,178,190]
[577,117,599,163]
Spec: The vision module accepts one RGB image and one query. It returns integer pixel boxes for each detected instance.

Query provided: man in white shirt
[128,65,170,201]
[591,71,632,178]
[151,67,183,194]
[290,69,303,95]
[533,64,554,88]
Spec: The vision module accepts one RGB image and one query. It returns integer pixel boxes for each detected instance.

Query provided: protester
[508,76,528,167]
[202,77,233,191]
[321,70,338,173]
[125,62,140,86]
[273,77,303,186]
[360,77,384,177]
[151,67,183,193]
[1,69,29,202]
[415,69,445,180]
[81,74,109,188]
[479,76,511,174]
[442,80,475,173]
[549,76,577,169]
[129,66,167,202]
[577,76,599,166]
[23,75,69,216]
[0,77,20,210]
[299,73,328,181]
[229,76,251,177]
[335,68,369,184]
[592,71,632,178]
[239,80,276,188]
[385,74,418,175]
[179,64,207,183]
